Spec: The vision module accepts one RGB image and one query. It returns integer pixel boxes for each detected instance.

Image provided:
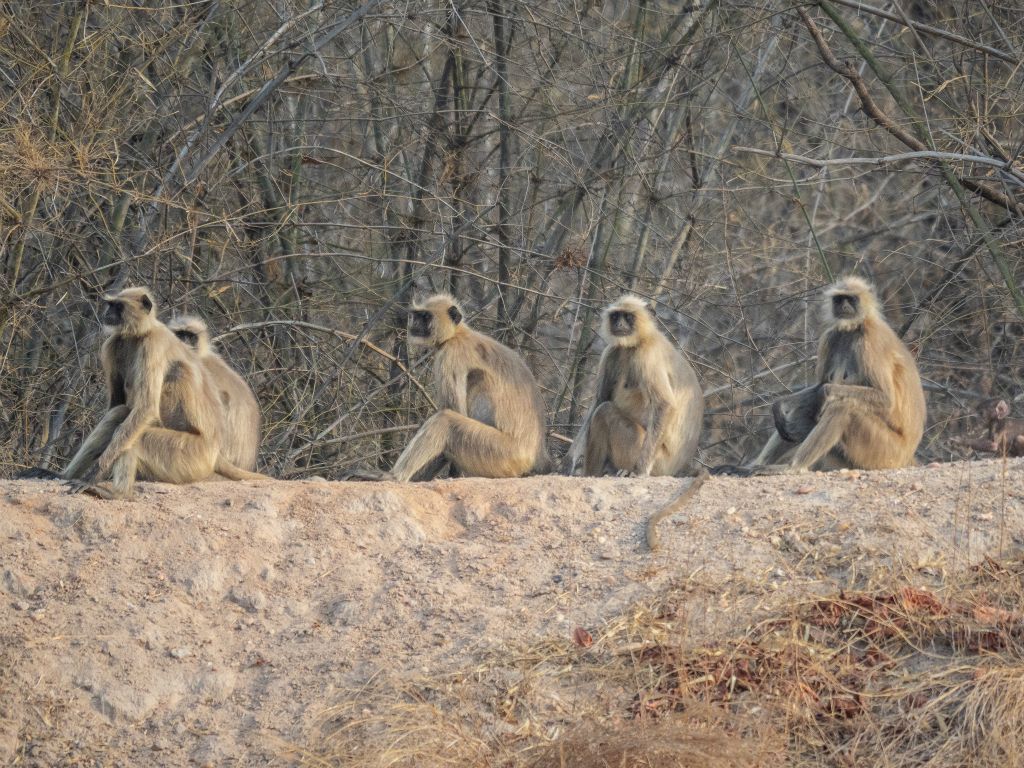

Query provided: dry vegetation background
[2,0,1023,478]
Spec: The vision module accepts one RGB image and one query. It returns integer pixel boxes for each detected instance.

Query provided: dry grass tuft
[522,711,776,768]
[303,554,1024,767]
[304,679,499,767]
[2,125,61,189]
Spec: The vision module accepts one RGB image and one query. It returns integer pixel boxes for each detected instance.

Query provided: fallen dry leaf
[973,605,1021,624]
[573,626,594,648]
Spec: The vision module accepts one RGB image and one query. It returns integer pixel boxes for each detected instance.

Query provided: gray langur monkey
[746,276,926,474]
[21,288,266,496]
[390,294,549,481]
[63,288,224,498]
[168,314,262,473]
[569,295,704,478]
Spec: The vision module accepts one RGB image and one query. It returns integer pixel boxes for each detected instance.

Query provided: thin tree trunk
[490,0,515,338]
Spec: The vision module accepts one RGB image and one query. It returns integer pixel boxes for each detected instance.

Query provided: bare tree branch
[735,146,1024,186]
[828,0,1020,64]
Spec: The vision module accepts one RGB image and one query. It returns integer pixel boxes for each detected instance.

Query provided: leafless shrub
[1,0,1021,477]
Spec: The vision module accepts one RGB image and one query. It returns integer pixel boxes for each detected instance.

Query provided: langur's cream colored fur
[571,295,703,477]
[391,294,548,481]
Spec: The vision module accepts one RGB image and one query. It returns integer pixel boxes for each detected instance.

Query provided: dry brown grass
[302,555,1024,767]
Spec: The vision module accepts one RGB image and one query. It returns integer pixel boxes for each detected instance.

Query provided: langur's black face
[608,309,636,337]
[104,292,153,326]
[103,300,124,326]
[832,293,860,320]
[409,309,433,339]
[175,330,199,348]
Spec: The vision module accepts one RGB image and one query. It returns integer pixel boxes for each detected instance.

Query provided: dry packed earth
[1,459,1023,766]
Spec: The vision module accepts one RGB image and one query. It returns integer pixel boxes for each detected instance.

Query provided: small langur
[747,276,926,474]
[168,314,262,472]
[390,294,548,481]
[959,398,1024,458]
[569,295,704,478]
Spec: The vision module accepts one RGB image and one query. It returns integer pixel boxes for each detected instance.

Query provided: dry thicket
[1,0,1022,477]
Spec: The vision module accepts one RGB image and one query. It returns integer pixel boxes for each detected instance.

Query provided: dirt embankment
[1,459,1022,766]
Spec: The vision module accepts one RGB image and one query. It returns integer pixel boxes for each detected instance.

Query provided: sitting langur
[570,295,704,477]
[390,294,548,481]
[26,288,264,497]
[168,314,262,472]
[58,287,225,498]
[958,398,1024,458]
[749,276,926,473]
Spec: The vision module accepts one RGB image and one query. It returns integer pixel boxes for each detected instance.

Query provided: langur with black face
[569,295,704,478]
[58,288,224,498]
[748,276,926,473]
[21,289,267,494]
[568,295,706,552]
[168,314,262,473]
[390,294,548,481]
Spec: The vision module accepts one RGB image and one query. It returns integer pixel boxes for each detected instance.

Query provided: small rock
[327,599,359,627]
[169,647,191,659]
[910,482,924,491]
[191,735,223,768]
[795,485,814,495]
[76,671,160,722]
[191,668,237,702]
[13,601,29,611]
[229,584,268,613]
[137,622,165,650]
[244,497,276,515]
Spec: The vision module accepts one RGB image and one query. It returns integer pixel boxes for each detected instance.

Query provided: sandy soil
[1,458,1022,766]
